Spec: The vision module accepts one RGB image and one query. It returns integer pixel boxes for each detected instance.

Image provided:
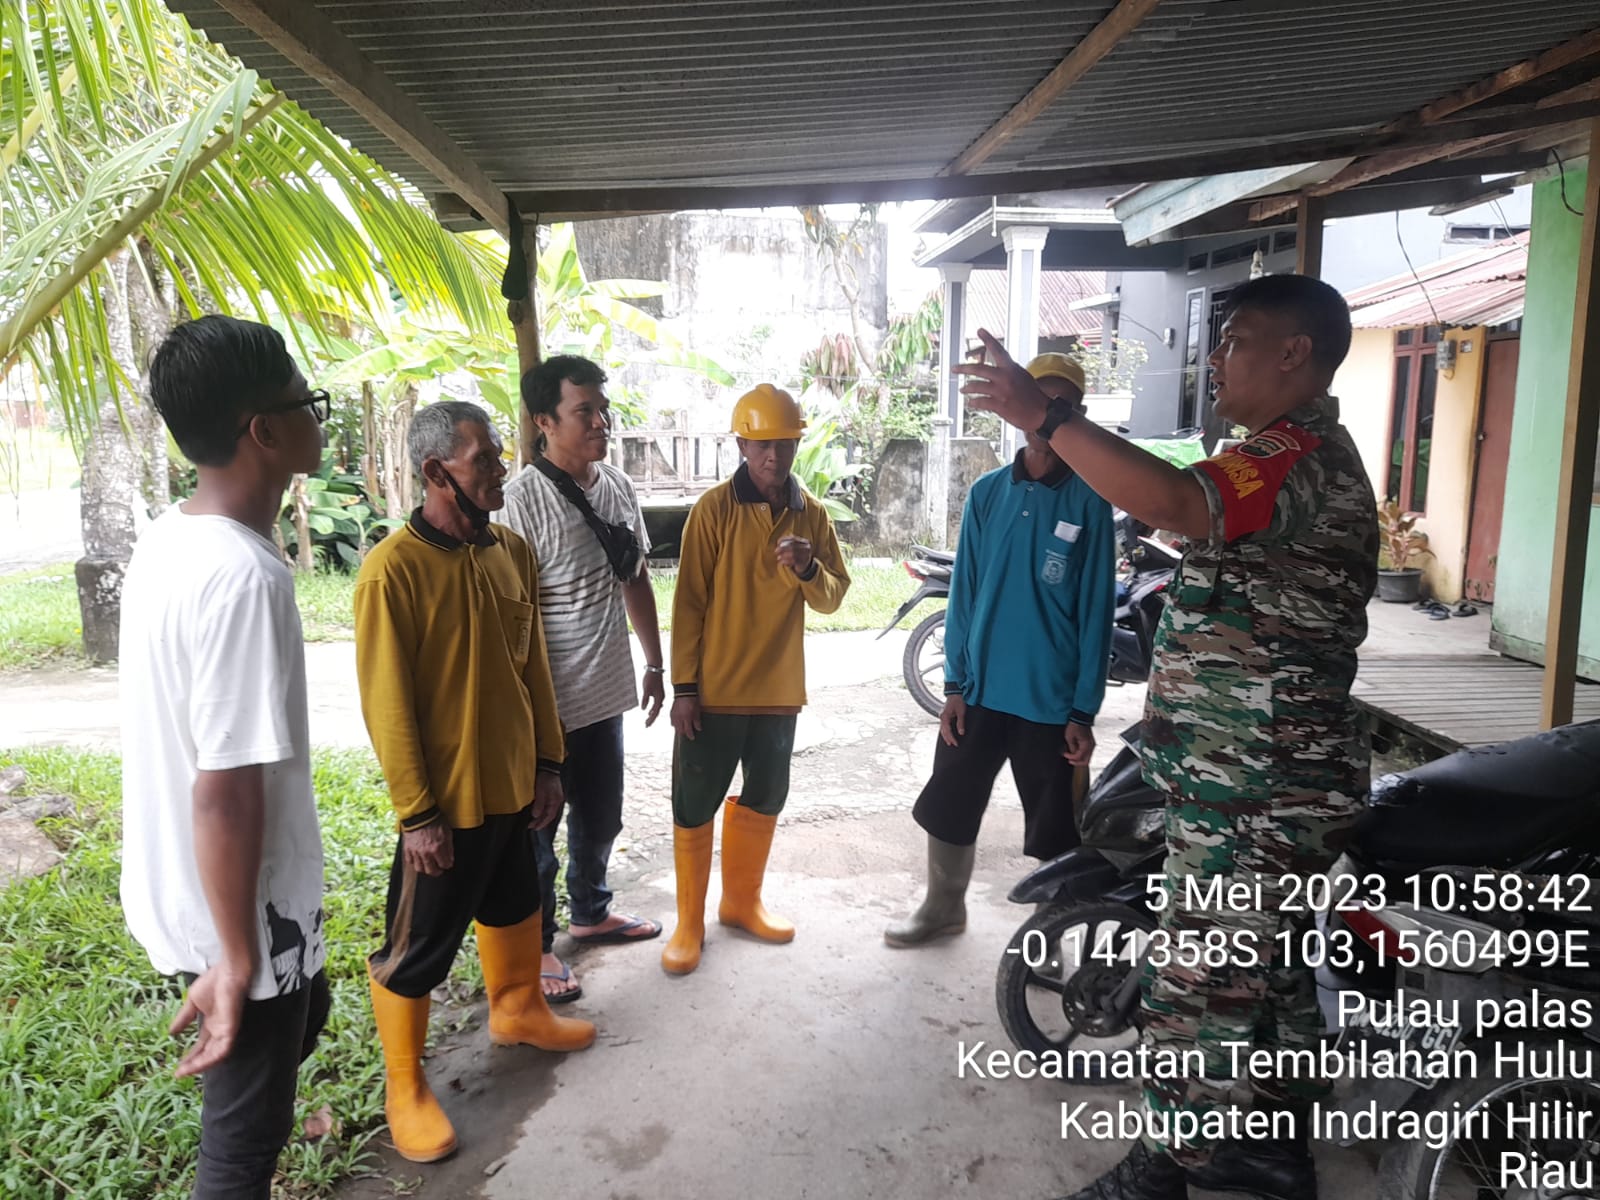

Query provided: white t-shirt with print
[119,507,326,1000]
[500,460,651,733]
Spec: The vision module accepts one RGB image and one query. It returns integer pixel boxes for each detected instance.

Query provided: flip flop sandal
[1453,602,1479,617]
[1420,600,1451,620]
[568,914,663,946]
[540,961,583,1004]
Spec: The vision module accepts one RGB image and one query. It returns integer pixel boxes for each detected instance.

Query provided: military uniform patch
[1193,420,1322,542]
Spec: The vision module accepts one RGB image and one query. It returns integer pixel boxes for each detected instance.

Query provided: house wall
[1337,327,1395,493]
[1114,238,1296,437]
[1338,324,1493,603]
[575,211,889,430]
[1489,167,1600,678]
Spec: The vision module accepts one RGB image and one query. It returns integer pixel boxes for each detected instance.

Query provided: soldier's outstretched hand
[954,329,1049,432]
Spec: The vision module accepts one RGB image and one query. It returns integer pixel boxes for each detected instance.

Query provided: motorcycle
[1108,512,1180,686]
[876,544,955,718]
[995,720,1600,1199]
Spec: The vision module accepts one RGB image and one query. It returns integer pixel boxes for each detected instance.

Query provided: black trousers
[190,969,330,1200]
[911,703,1083,860]
[369,808,540,998]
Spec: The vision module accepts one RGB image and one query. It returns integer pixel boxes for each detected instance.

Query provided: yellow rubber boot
[369,973,458,1163]
[661,822,715,975]
[475,913,596,1052]
[717,798,795,943]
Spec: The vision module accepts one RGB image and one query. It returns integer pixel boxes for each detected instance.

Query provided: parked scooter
[1109,514,1180,686]
[996,720,1600,1199]
[876,544,955,718]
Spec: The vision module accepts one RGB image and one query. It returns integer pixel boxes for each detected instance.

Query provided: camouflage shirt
[1141,398,1378,805]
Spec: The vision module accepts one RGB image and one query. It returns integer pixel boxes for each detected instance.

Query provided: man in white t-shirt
[501,355,665,1002]
[120,316,329,1199]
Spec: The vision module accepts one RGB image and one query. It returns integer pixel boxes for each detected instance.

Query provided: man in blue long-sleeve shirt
[886,354,1115,947]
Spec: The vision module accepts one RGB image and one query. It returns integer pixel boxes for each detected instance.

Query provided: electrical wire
[1550,149,1585,218]
[1394,210,1444,328]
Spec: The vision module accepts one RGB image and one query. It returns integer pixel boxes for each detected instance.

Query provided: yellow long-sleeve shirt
[672,466,850,711]
[354,511,565,831]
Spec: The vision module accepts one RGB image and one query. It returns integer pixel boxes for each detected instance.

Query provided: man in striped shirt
[501,356,666,1003]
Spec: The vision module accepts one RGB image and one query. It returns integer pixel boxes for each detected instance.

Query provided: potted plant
[1376,498,1432,603]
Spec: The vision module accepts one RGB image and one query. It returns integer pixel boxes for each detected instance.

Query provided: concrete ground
[0,610,1468,1198]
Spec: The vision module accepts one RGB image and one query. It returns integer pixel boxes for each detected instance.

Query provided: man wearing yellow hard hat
[660,383,851,975]
[885,351,1114,948]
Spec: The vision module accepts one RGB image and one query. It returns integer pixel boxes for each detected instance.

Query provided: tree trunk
[290,475,315,572]
[128,240,172,516]
[360,380,381,513]
[380,384,419,518]
[76,251,146,663]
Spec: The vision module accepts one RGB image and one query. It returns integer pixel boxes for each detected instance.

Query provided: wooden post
[1540,120,1600,729]
[508,217,542,468]
[1295,194,1325,277]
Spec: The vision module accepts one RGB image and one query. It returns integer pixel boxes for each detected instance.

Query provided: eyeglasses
[236,389,332,439]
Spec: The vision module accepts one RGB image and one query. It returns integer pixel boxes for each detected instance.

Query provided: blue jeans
[536,714,626,952]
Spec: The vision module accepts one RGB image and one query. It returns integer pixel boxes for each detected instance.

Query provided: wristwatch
[644,664,666,675]
[1035,395,1077,440]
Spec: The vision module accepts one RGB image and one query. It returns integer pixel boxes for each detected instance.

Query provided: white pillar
[928,263,972,548]
[1002,225,1050,457]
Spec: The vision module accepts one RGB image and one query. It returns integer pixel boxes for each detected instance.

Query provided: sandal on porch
[1419,600,1451,620]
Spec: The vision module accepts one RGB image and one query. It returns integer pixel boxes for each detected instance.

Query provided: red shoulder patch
[1192,420,1322,541]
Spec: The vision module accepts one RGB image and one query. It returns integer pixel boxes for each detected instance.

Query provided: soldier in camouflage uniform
[957,273,1376,1200]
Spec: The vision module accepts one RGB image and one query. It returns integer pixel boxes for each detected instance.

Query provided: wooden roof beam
[213,0,511,236]
[1419,26,1600,123]
[939,0,1163,177]
[1252,26,1600,222]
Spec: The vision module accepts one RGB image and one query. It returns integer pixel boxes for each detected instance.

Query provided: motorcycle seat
[1356,720,1600,867]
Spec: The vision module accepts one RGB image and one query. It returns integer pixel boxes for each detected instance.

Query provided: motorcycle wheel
[1376,1044,1600,1199]
[901,610,946,718]
[995,902,1157,1085]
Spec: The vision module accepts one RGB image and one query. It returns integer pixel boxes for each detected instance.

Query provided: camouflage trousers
[1138,787,1362,1165]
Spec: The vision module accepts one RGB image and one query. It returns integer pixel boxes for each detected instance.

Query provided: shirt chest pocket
[493,594,535,670]
[1039,539,1077,589]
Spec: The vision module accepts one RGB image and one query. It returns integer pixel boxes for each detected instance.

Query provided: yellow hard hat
[731,383,806,441]
[1026,353,1087,394]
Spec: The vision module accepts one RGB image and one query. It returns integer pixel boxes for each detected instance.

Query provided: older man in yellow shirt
[354,401,593,1164]
[660,384,851,976]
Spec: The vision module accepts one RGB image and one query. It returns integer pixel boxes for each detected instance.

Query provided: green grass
[294,570,361,643]
[0,566,82,669]
[0,562,930,668]
[0,745,499,1199]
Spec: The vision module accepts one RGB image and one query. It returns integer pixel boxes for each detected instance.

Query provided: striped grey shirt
[500,461,651,733]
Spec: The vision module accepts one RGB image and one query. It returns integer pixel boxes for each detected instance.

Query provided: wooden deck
[1354,653,1600,751]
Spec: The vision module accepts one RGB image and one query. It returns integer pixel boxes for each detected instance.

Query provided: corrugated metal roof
[1346,233,1529,328]
[966,269,1107,340]
[165,1,1600,212]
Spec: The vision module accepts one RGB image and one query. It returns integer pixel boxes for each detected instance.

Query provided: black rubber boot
[1058,1142,1188,1200]
[1184,1102,1316,1200]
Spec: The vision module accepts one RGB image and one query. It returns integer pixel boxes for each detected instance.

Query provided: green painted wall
[1489,166,1600,679]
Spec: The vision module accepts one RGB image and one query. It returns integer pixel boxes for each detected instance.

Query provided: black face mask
[440,467,492,535]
